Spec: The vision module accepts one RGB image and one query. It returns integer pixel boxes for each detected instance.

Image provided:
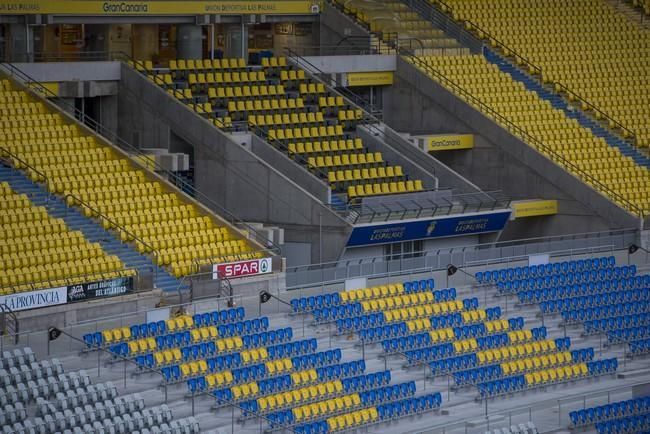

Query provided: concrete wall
[301,54,396,74]
[384,57,640,237]
[117,63,352,262]
[319,1,372,53]
[10,61,121,81]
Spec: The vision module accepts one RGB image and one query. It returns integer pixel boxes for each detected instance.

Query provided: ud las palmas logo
[426,221,437,237]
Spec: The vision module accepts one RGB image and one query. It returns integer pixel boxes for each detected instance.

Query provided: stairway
[0,162,185,293]
[484,48,650,169]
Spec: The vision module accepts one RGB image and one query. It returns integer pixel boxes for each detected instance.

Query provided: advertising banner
[213,257,273,279]
[66,276,134,303]
[346,210,512,247]
[0,287,67,312]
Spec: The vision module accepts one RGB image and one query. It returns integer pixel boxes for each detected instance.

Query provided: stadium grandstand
[0,0,650,433]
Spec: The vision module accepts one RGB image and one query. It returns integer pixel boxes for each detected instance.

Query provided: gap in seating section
[132,56,427,203]
[0,77,263,279]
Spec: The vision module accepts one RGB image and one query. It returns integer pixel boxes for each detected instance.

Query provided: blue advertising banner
[346,210,512,247]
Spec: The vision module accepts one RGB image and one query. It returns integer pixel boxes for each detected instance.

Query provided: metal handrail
[286,228,636,274]
[1,59,282,260]
[284,46,507,202]
[404,55,647,218]
[420,0,639,145]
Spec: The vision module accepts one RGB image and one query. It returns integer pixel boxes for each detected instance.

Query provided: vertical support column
[224,19,248,58]
[176,24,202,59]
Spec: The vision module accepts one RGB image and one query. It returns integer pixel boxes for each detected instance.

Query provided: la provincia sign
[213,257,273,279]
[0,287,67,312]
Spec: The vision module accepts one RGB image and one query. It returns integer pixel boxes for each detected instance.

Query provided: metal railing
[417,0,639,146]
[404,55,648,219]
[285,228,638,288]
[283,46,492,196]
[328,189,510,224]
[0,59,282,265]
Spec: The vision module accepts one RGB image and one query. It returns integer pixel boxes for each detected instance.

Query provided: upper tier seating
[437,0,650,148]
[332,0,463,54]
[134,57,426,202]
[0,78,263,278]
[0,181,130,294]
[408,54,650,216]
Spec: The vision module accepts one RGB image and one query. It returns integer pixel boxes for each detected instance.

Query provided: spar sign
[213,257,273,279]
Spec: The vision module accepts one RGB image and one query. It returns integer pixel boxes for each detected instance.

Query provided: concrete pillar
[84,24,108,55]
[9,23,33,62]
[224,22,247,58]
[132,24,158,60]
[176,24,202,59]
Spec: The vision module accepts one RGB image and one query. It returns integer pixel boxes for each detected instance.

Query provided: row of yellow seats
[0,106,48,116]
[339,283,406,303]
[0,218,67,240]
[338,109,364,122]
[385,299,464,323]
[257,380,344,411]
[525,363,588,385]
[327,407,379,432]
[0,231,87,255]
[319,96,346,108]
[179,252,264,277]
[288,139,364,156]
[227,97,303,113]
[55,171,146,192]
[2,257,125,288]
[146,229,233,250]
[0,117,64,129]
[308,152,382,169]
[214,117,233,129]
[9,143,100,159]
[155,239,250,258]
[169,57,247,71]
[0,206,49,224]
[128,216,218,238]
[328,165,405,184]
[20,149,115,169]
[294,393,362,422]
[360,289,435,312]
[479,340,558,366]
[248,112,325,128]
[1,269,135,296]
[209,84,287,100]
[279,69,307,82]
[188,71,267,86]
[155,244,252,267]
[347,180,424,200]
[1,243,106,270]
[0,93,30,104]
[269,125,345,141]
[2,135,95,149]
[261,57,288,68]
[0,128,79,142]
[67,181,163,203]
[187,102,213,114]
[299,83,327,96]
[0,193,30,210]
